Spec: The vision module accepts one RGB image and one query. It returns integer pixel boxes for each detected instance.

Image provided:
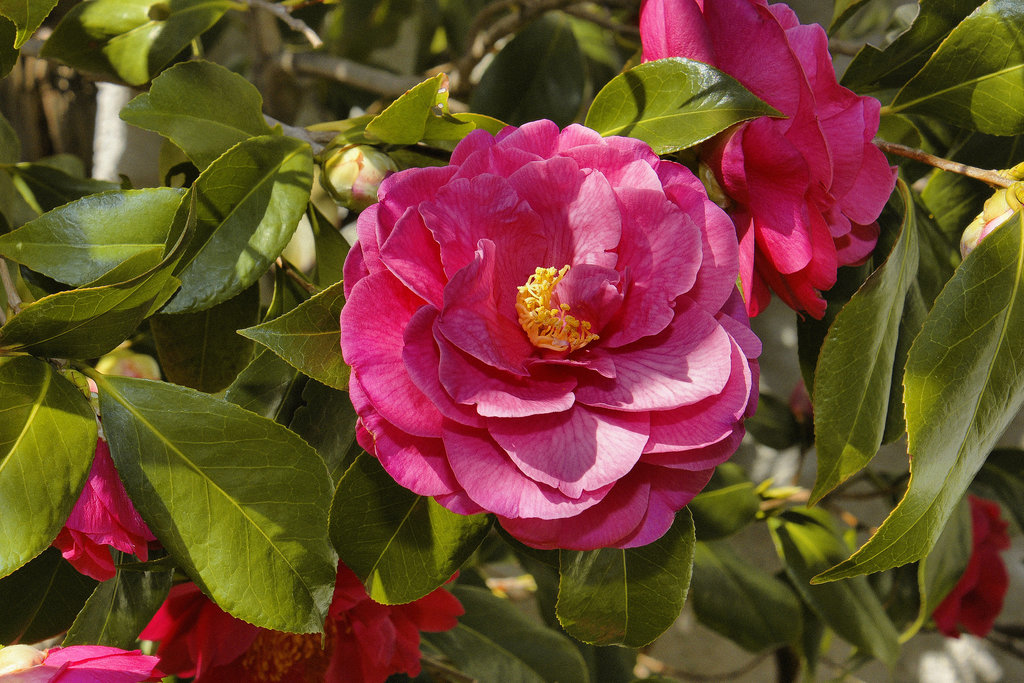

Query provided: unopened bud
[960,182,1024,258]
[0,645,45,675]
[320,144,398,212]
[697,162,731,210]
[95,348,161,380]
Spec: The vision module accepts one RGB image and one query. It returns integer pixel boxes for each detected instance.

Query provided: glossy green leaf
[151,285,258,392]
[288,381,358,486]
[472,13,584,128]
[768,508,900,665]
[163,135,312,313]
[830,0,872,32]
[811,180,919,503]
[585,58,781,155]
[365,73,468,145]
[239,278,348,390]
[816,212,1024,582]
[96,374,336,632]
[688,463,760,541]
[225,349,308,424]
[0,0,58,47]
[690,541,802,652]
[0,356,97,578]
[329,453,491,604]
[41,0,241,86]
[557,509,694,647]
[0,110,18,165]
[63,555,173,649]
[121,60,274,169]
[972,448,1024,531]
[423,585,590,683]
[0,547,96,644]
[0,188,182,287]
[4,163,118,214]
[889,0,1024,135]
[842,0,984,90]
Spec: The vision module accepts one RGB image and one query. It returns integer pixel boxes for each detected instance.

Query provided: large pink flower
[52,438,155,581]
[640,0,896,318]
[341,120,760,550]
[0,644,163,682]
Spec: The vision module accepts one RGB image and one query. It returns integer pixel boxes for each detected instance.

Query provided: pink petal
[639,0,715,64]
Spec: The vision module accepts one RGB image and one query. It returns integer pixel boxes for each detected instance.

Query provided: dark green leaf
[768,508,900,665]
[239,278,348,390]
[41,0,240,86]
[889,0,1024,135]
[745,393,801,451]
[0,188,182,287]
[811,180,919,503]
[0,109,18,164]
[288,381,358,486]
[163,135,312,313]
[97,374,336,632]
[557,509,694,647]
[0,0,58,47]
[121,60,274,169]
[5,163,118,214]
[224,349,308,424]
[329,452,491,604]
[151,285,258,392]
[0,547,96,644]
[472,13,584,128]
[0,356,97,578]
[307,204,347,288]
[423,585,590,683]
[63,554,173,648]
[691,541,802,652]
[972,448,1024,531]
[0,16,15,78]
[830,0,872,33]
[816,211,1024,581]
[689,463,760,541]
[585,58,781,155]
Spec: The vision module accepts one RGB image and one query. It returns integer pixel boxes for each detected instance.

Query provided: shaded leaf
[816,212,1024,581]
[0,547,96,644]
[307,204,347,288]
[830,0,872,33]
[224,349,308,424]
[557,509,694,647]
[97,374,336,632]
[0,17,14,78]
[745,393,801,451]
[288,380,358,486]
[972,448,1024,531]
[0,109,18,164]
[0,0,58,47]
[0,356,97,578]
[688,462,760,541]
[4,163,118,214]
[329,452,491,604]
[585,58,781,155]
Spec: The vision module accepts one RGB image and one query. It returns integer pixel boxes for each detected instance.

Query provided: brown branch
[875,140,1015,189]
[273,52,422,98]
[277,259,320,295]
[247,0,323,48]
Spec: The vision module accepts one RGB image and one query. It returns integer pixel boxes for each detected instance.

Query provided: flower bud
[0,645,45,675]
[96,348,162,380]
[960,182,1024,258]
[320,144,397,212]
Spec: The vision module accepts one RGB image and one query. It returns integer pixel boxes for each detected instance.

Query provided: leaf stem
[875,140,1015,189]
[277,258,321,295]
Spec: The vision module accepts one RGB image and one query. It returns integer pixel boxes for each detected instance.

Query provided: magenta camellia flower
[53,438,156,581]
[640,0,897,318]
[0,644,163,682]
[341,120,760,550]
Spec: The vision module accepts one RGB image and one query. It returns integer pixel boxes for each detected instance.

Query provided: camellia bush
[0,0,1022,680]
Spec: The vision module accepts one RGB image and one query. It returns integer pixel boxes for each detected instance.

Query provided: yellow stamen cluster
[516,265,598,352]
[240,628,326,682]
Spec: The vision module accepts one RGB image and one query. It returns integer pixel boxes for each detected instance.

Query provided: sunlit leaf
[0,0,58,47]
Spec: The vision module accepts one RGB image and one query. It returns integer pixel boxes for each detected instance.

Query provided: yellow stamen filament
[516,265,598,352]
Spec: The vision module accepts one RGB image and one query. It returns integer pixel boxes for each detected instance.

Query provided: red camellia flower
[341,120,760,550]
[140,563,463,683]
[932,495,1012,638]
[52,438,156,581]
[0,644,162,682]
[640,0,897,318]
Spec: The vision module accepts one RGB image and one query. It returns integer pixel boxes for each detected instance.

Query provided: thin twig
[875,140,1014,189]
[264,114,335,154]
[273,52,422,98]
[0,258,23,318]
[277,259,320,295]
[638,651,772,682]
[562,5,640,37]
[420,654,477,683]
[247,0,323,48]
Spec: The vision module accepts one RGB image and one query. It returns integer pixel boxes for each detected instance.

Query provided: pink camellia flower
[640,0,897,318]
[0,644,162,682]
[341,120,760,550]
[52,438,156,581]
[932,495,1012,638]
[140,563,463,683]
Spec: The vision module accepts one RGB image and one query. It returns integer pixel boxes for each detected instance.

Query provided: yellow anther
[516,265,598,352]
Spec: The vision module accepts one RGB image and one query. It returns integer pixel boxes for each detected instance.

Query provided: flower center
[516,265,598,352]
[240,626,331,682]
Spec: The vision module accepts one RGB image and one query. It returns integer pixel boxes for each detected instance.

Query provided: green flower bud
[320,144,398,212]
[960,182,1024,258]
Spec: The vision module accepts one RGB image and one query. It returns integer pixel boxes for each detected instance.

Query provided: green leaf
[239,278,348,390]
[40,0,241,86]
[745,393,801,451]
[288,381,358,486]
[830,0,872,33]
[0,356,97,578]
[0,188,182,287]
[365,73,468,145]
[163,134,312,313]
[690,541,802,652]
[811,180,919,503]
[0,110,18,164]
[4,163,118,214]
[307,204,348,288]
[0,547,97,644]
[121,60,274,169]
[151,285,258,392]
[0,0,58,47]
[224,349,308,424]
[585,58,782,155]
[556,509,694,647]
[816,211,1024,582]
[472,12,584,128]
[889,0,1024,135]
[768,509,900,666]
[423,585,590,683]
[63,555,173,649]
[96,374,336,632]
[688,463,760,541]
[0,16,15,78]
[329,452,491,604]
[842,0,985,91]
[972,448,1024,531]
